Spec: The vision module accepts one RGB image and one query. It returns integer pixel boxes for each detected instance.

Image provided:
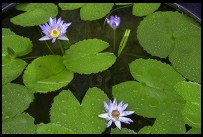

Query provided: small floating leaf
[23,55,74,93]
[111,128,136,134]
[174,81,201,128]
[2,83,34,121]
[63,39,116,74]
[58,3,85,10]
[50,88,109,134]
[133,3,160,16]
[2,56,27,84]
[2,113,36,134]
[2,34,33,57]
[80,3,114,21]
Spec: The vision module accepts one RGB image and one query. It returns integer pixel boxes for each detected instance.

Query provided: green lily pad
[138,126,152,134]
[186,127,201,134]
[80,3,114,21]
[113,59,185,118]
[63,39,116,74]
[133,3,160,16]
[2,83,34,121]
[2,56,27,84]
[2,34,33,57]
[37,123,72,134]
[137,11,201,83]
[174,81,201,128]
[11,3,58,27]
[2,113,36,134]
[111,128,136,134]
[50,88,109,134]
[23,55,74,93]
[115,3,132,5]
[150,110,185,134]
[2,28,15,36]
[58,3,85,10]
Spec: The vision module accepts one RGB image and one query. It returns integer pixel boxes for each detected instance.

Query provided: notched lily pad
[133,3,160,16]
[2,83,33,121]
[2,56,27,84]
[63,39,116,74]
[23,55,74,93]
[80,3,114,21]
[174,81,201,128]
[50,87,109,134]
[58,3,85,10]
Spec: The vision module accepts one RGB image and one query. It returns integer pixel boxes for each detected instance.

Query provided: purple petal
[114,120,121,129]
[57,17,62,25]
[120,111,134,117]
[52,38,56,43]
[107,120,113,128]
[121,103,128,111]
[58,36,69,41]
[98,113,108,119]
[104,101,109,113]
[112,98,117,110]
[39,36,51,41]
[119,117,133,124]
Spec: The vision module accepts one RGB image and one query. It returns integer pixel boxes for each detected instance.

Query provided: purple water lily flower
[39,17,71,43]
[98,98,134,129]
[106,15,120,29]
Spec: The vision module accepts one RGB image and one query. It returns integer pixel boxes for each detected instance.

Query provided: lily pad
[63,39,116,74]
[50,88,109,134]
[80,3,114,21]
[11,3,58,27]
[2,28,15,36]
[133,3,160,16]
[137,11,201,83]
[174,81,201,128]
[113,59,185,118]
[23,55,73,93]
[186,127,201,134]
[2,83,34,121]
[115,3,132,5]
[37,123,72,134]
[2,113,36,134]
[58,3,85,10]
[111,128,136,134]
[2,56,27,84]
[2,34,33,57]
[138,126,152,134]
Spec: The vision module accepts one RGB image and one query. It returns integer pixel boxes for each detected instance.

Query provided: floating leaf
[137,11,201,83]
[63,39,116,74]
[111,128,136,134]
[186,127,201,134]
[58,3,85,10]
[50,88,109,134]
[2,113,36,134]
[118,29,131,57]
[23,55,73,93]
[2,34,33,57]
[11,3,58,27]
[37,123,72,134]
[138,126,152,134]
[115,3,132,5]
[150,110,185,134]
[174,81,201,128]
[113,59,185,118]
[2,28,15,36]
[133,3,160,16]
[7,47,16,58]
[2,83,34,121]
[2,56,27,84]
[80,3,114,21]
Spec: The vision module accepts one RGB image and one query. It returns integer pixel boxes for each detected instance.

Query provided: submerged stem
[113,29,116,52]
[38,28,55,55]
[57,40,65,55]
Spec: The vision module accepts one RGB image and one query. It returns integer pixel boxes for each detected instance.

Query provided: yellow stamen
[111,109,120,118]
[50,28,60,38]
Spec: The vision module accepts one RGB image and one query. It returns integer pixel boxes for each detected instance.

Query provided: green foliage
[2,83,34,121]
[2,33,33,57]
[118,29,131,57]
[50,88,109,134]
[11,3,58,27]
[2,28,15,36]
[133,3,161,16]
[111,128,136,134]
[138,126,152,134]
[115,3,132,5]
[2,56,27,84]
[113,59,185,118]
[186,127,201,134]
[23,55,73,93]
[80,3,114,21]
[63,39,116,74]
[58,3,85,10]
[2,113,36,134]
[174,81,201,128]
[137,11,201,83]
